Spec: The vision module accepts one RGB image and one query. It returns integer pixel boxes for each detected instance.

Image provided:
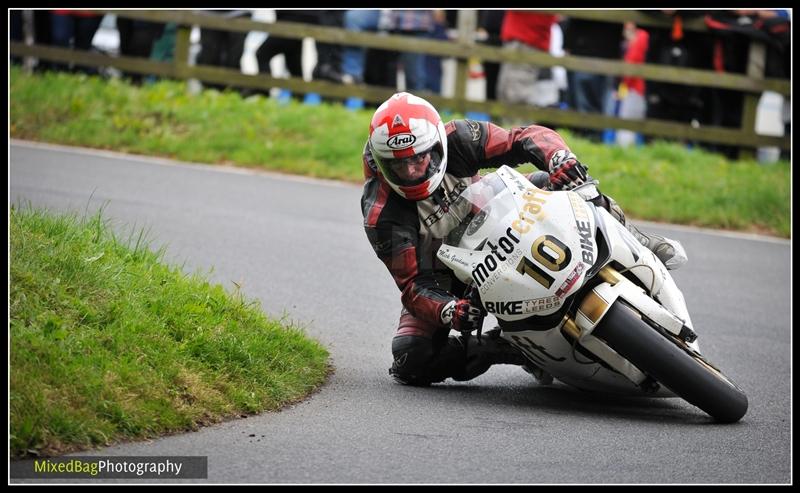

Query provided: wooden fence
[10,9,791,155]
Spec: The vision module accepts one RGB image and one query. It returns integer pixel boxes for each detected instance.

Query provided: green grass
[10,204,331,458]
[10,67,790,237]
[562,135,791,236]
[10,68,368,182]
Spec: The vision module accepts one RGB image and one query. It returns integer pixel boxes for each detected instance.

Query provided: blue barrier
[345,97,364,111]
[277,89,292,105]
[465,111,491,122]
[303,92,322,105]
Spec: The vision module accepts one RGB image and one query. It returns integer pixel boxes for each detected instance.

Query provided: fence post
[21,9,36,73]
[455,10,477,107]
[738,40,766,161]
[174,24,192,79]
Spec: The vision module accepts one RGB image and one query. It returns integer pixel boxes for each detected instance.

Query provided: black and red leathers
[361,119,617,385]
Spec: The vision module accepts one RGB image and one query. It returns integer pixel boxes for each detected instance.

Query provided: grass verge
[10,67,790,237]
[10,204,331,458]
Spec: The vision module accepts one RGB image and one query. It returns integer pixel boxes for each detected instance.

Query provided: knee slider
[390,335,434,384]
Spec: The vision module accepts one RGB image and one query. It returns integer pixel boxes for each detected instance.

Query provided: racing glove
[441,299,484,334]
[548,150,588,191]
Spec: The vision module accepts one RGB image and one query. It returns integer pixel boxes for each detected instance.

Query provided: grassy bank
[10,67,790,237]
[10,205,331,458]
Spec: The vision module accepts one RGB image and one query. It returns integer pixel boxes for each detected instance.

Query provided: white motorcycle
[436,165,748,423]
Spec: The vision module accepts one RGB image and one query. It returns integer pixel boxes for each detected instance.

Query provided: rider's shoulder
[446,119,485,144]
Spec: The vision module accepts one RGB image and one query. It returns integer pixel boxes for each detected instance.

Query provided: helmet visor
[376,145,444,188]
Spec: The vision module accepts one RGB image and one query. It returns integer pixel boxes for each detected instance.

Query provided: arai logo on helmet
[386,133,416,149]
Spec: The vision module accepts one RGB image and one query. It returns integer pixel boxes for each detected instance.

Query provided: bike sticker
[471,227,522,288]
[484,296,561,315]
[567,191,595,266]
[554,262,585,298]
[511,187,551,235]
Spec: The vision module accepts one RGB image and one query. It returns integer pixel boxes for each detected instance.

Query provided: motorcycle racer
[361,92,687,386]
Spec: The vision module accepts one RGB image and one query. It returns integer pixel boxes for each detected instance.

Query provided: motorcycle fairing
[438,167,601,321]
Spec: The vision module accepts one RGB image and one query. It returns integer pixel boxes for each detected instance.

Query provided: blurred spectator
[149,22,176,63]
[363,11,397,89]
[196,10,251,92]
[295,10,354,105]
[496,11,558,108]
[255,10,352,102]
[32,10,55,72]
[256,10,317,80]
[143,22,177,85]
[116,17,166,84]
[49,10,103,74]
[642,11,713,133]
[712,9,791,80]
[615,22,650,147]
[10,10,24,66]
[312,11,350,84]
[561,17,623,140]
[421,10,448,94]
[342,10,381,85]
[387,10,440,91]
[477,10,505,101]
[704,10,791,158]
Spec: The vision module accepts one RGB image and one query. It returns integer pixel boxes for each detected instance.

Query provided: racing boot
[472,327,529,366]
[430,328,530,382]
[465,327,557,383]
[410,328,553,384]
[626,223,688,271]
[482,327,554,384]
[389,331,525,385]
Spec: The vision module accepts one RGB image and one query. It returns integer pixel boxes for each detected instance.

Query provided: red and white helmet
[368,92,448,200]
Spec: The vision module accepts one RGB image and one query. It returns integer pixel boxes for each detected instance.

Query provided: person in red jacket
[361,92,686,386]
[496,11,559,108]
[616,22,650,147]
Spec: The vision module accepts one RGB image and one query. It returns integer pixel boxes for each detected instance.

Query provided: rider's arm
[364,221,456,326]
[362,177,456,326]
[445,119,573,173]
[446,120,623,220]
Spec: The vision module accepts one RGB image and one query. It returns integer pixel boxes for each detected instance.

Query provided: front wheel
[592,301,748,423]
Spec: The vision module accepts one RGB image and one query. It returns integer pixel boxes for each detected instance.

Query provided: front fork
[562,265,696,343]
[560,265,625,342]
[559,265,699,391]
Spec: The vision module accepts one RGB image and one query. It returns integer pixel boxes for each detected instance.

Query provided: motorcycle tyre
[593,301,748,423]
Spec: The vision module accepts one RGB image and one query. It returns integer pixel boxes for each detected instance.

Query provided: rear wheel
[592,301,748,423]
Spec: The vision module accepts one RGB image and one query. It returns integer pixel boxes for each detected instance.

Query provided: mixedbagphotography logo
[11,456,208,479]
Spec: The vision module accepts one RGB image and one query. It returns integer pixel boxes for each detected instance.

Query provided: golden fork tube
[561,315,582,341]
[598,265,623,285]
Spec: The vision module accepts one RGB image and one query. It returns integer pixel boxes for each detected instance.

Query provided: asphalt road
[9,141,792,485]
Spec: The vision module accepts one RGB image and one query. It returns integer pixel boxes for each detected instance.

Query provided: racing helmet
[368,92,448,200]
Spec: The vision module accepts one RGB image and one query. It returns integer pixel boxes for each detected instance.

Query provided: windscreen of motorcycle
[438,166,597,321]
